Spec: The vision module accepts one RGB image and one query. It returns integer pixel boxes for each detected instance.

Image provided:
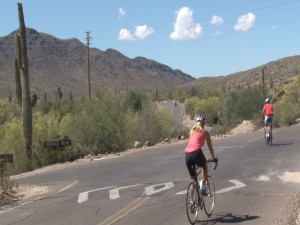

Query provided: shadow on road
[196,213,260,224]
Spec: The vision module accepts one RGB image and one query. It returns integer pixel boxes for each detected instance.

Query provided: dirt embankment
[227,120,257,135]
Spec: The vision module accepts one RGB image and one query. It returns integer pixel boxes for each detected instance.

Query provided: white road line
[0,180,78,215]
[109,184,142,200]
[215,180,246,194]
[77,186,116,203]
[176,190,187,195]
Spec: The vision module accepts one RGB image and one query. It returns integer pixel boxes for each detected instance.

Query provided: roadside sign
[44,139,71,149]
[0,154,13,164]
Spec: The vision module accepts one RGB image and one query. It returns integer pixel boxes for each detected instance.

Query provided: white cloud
[135,25,154,39]
[214,31,223,36]
[271,25,277,29]
[211,15,224,25]
[119,8,126,18]
[118,28,135,41]
[118,25,154,41]
[170,7,202,40]
[234,12,256,32]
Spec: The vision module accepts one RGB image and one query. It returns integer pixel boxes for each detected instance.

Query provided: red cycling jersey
[264,103,273,116]
[185,131,206,153]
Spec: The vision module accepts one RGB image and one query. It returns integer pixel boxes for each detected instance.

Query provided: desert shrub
[0,117,28,174]
[211,124,229,136]
[194,97,223,125]
[123,91,147,111]
[184,96,200,117]
[273,77,300,126]
[121,98,174,148]
[0,178,17,197]
[60,103,123,155]
[0,86,175,173]
[31,111,67,168]
[184,86,266,134]
[0,100,20,125]
[38,101,52,114]
[222,86,265,126]
[274,102,300,126]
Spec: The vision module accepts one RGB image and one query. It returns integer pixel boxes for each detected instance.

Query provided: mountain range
[0,28,299,100]
[0,28,194,100]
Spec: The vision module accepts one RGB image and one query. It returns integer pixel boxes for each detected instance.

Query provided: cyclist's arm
[204,130,216,160]
[262,105,266,118]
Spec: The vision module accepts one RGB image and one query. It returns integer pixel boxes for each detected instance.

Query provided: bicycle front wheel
[186,181,199,224]
[203,176,215,217]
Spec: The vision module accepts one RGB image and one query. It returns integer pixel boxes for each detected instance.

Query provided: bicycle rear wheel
[203,176,215,217]
[186,181,199,224]
[269,128,273,146]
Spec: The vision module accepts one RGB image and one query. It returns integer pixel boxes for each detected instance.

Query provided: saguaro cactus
[14,3,32,169]
[14,34,22,107]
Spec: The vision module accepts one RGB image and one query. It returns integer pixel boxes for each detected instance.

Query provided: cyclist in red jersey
[185,114,217,194]
[262,98,274,138]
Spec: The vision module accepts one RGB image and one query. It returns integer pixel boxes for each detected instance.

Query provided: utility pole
[86,31,91,99]
[262,67,265,100]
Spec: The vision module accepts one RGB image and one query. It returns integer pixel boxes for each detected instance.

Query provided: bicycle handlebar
[207,158,218,170]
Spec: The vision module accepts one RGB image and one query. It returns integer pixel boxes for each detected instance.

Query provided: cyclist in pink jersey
[185,114,217,194]
[262,98,274,138]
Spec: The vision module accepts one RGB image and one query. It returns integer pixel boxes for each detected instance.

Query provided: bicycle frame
[265,122,273,146]
[186,158,218,224]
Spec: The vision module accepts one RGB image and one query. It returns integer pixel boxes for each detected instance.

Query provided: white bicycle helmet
[194,114,206,123]
[265,98,270,103]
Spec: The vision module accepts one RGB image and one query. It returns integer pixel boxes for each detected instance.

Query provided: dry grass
[0,184,50,207]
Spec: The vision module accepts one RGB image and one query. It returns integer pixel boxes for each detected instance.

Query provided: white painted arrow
[109,184,142,200]
[78,186,115,204]
[145,182,174,196]
[176,180,246,195]
[215,180,246,194]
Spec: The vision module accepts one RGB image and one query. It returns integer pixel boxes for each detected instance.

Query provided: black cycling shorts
[185,149,206,177]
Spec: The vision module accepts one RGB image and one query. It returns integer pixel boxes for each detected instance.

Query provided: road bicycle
[265,122,273,146]
[186,158,218,224]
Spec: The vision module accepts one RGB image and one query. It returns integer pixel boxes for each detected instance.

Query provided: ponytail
[189,122,205,137]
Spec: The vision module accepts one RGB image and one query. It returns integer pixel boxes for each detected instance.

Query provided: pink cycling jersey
[185,131,206,153]
[264,103,273,116]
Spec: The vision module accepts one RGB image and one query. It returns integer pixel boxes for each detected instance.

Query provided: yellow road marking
[98,197,149,225]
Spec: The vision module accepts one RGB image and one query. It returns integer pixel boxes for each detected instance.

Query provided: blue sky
[1,0,300,78]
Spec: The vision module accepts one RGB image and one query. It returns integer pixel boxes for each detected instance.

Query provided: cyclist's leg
[195,150,207,193]
[269,117,273,139]
[186,152,197,179]
[269,116,273,129]
[264,116,268,137]
[202,163,208,182]
[186,152,198,193]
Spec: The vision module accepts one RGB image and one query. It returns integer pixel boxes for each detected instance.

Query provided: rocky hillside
[0,28,194,99]
[190,55,300,90]
[1,28,299,101]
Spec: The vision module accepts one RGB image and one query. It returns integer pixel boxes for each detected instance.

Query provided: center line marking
[98,197,149,225]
